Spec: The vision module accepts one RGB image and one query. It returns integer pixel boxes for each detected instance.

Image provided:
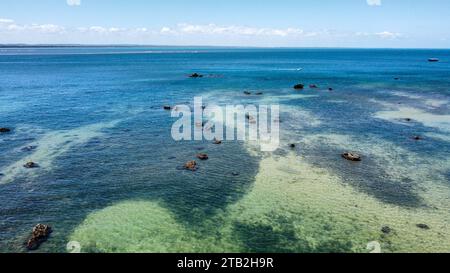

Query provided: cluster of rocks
[294,83,334,91]
[381,223,430,235]
[243,91,264,96]
[26,224,52,251]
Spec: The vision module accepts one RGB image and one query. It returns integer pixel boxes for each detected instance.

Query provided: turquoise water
[1,47,450,253]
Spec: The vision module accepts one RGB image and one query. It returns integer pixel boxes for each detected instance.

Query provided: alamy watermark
[170,97,280,152]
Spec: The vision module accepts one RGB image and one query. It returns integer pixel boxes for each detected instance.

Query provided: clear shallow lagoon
[1,47,450,253]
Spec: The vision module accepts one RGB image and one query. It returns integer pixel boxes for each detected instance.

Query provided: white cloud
[0,18,14,24]
[67,0,81,6]
[174,23,304,37]
[375,31,402,39]
[367,0,381,6]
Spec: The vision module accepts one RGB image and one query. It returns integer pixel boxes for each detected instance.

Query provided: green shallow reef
[70,149,450,253]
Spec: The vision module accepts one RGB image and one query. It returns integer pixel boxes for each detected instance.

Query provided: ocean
[0,47,449,253]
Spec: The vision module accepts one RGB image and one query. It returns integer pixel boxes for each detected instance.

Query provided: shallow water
[1,47,449,253]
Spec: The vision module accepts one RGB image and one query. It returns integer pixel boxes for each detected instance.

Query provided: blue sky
[0,0,449,47]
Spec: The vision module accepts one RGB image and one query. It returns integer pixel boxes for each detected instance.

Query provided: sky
[0,0,449,48]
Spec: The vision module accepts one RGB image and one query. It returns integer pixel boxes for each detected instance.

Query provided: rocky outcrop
[26,224,52,251]
[197,153,209,160]
[24,162,39,169]
[184,161,198,171]
[189,73,204,78]
[416,224,430,230]
[294,84,304,90]
[381,226,392,234]
[342,152,362,162]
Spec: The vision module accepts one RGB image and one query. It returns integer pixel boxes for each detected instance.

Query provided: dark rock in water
[0,127,11,133]
[381,226,392,234]
[24,162,39,169]
[342,152,362,162]
[428,58,439,62]
[294,84,304,90]
[197,153,209,160]
[244,91,252,95]
[416,224,430,230]
[309,84,318,89]
[412,136,423,141]
[26,224,52,251]
[163,105,172,110]
[21,146,38,152]
[328,87,334,91]
[289,144,296,148]
[213,138,222,145]
[184,161,198,171]
[189,73,203,78]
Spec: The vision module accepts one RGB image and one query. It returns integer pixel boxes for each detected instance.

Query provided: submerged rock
[0,127,11,133]
[197,153,209,160]
[394,77,400,80]
[24,162,39,169]
[294,84,305,90]
[342,152,362,162]
[26,224,52,251]
[416,224,430,230]
[328,87,334,91]
[189,73,203,78]
[381,226,392,234]
[184,161,198,171]
[21,146,38,152]
[255,92,264,95]
[232,172,240,176]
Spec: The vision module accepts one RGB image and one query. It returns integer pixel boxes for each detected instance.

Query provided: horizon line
[0,43,449,50]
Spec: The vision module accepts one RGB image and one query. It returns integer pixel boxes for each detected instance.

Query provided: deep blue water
[0,47,449,252]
